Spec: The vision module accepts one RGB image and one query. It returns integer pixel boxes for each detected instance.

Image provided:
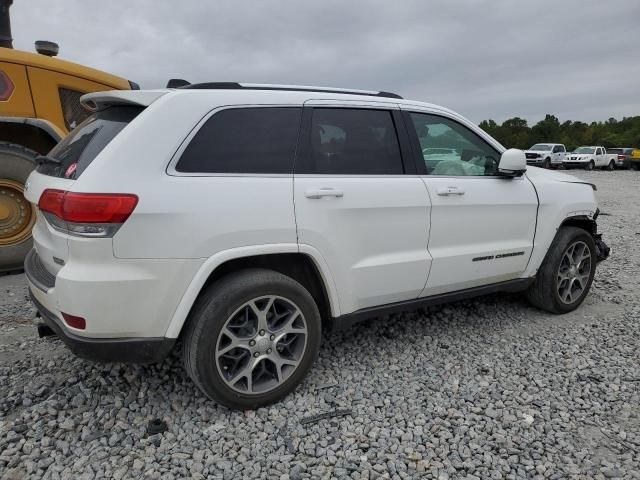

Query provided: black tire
[543,158,551,169]
[182,268,322,409]
[0,142,38,273]
[585,160,594,171]
[606,160,614,171]
[526,226,596,314]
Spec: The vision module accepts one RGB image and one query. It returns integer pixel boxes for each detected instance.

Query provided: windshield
[529,144,552,151]
[38,106,143,179]
[575,147,595,154]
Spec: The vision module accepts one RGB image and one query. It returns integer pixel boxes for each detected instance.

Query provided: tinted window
[59,88,91,131]
[176,107,301,174]
[299,108,403,175]
[39,106,143,179]
[409,113,500,176]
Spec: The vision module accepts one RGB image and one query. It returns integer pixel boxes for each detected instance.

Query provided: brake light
[38,189,138,237]
[61,312,86,330]
[618,154,626,160]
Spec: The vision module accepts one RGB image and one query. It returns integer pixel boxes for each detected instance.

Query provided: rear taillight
[38,189,138,237]
[618,154,626,160]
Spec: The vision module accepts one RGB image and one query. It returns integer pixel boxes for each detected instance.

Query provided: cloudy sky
[11,0,640,124]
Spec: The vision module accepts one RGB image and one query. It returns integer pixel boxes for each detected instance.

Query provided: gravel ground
[1,170,639,480]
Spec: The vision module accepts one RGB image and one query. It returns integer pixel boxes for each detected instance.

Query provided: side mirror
[498,149,527,177]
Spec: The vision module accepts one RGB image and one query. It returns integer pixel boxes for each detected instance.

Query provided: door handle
[304,188,344,199]
[436,186,465,196]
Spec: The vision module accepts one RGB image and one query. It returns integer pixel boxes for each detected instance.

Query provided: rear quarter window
[175,107,302,174]
[38,106,143,179]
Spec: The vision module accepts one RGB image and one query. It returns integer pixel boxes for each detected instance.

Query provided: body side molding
[329,277,534,331]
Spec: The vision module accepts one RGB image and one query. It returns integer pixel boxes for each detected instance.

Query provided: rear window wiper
[35,155,62,166]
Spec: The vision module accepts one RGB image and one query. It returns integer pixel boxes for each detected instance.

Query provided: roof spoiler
[80,90,167,111]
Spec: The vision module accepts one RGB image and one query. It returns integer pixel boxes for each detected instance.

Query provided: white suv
[23,83,610,409]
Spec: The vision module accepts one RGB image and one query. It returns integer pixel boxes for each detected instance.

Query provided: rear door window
[296,108,404,175]
[39,106,143,179]
[175,107,302,174]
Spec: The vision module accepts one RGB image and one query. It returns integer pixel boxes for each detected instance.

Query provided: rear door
[594,147,605,167]
[403,109,538,296]
[293,102,431,314]
[553,145,565,164]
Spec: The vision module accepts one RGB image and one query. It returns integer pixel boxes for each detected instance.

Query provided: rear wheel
[606,160,615,171]
[0,143,38,273]
[183,269,322,409]
[526,226,596,314]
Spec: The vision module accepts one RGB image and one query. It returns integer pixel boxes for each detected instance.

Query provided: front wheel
[0,143,38,272]
[182,269,322,409]
[526,226,596,314]
[585,160,595,171]
[543,158,551,169]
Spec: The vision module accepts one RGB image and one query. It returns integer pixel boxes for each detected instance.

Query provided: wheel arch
[560,214,597,236]
[165,246,340,339]
[0,118,63,155]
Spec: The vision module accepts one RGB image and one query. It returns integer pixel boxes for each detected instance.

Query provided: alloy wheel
[556,240,592,304]
[215,295,308,394]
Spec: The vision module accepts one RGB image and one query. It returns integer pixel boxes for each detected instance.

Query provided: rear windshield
[38,106,143,179]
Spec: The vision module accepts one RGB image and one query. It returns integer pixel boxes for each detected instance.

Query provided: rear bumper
[29,290,175,363]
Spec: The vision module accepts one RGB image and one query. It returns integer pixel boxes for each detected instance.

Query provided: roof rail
[180,82,403,99]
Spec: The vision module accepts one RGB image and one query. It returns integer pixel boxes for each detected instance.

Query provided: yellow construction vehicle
[0,0,137,271]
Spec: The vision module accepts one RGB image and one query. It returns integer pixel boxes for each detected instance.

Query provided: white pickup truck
[563,146,617,171]
[524,143,566,169]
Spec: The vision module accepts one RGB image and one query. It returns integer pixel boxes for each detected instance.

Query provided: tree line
[478,115,640,151]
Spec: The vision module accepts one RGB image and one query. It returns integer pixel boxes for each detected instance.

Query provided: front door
[404,110,539,296]
[293,104,432,315]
